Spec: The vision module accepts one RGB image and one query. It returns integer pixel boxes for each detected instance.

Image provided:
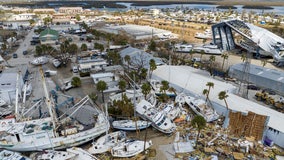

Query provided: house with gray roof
[119,46,164,70]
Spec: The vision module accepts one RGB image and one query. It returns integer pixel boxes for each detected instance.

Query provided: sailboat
[31,147,98,160]
[88,131,127,154]
[0,68,110,151]
[112,120,150,131]
[0,150,31,160]
[111,139,152,158]
[158,102,181,120]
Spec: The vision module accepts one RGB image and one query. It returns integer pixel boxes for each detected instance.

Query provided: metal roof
[119,46,164,69]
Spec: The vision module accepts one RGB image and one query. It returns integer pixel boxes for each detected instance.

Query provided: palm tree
[241,53,247,62]
[141,83,151,99]
[160,80,169,93]
[149,59,157,80]
[209,55,216,76]
[96,80,107,103]
[261,59,267,67]
[191,115,206,143]
[203,82,214,103]
[124,55,131,73]
[218,91,229,110]
[221,53,229,71]
[118,80,127,97]
[168,87,176,96]
[200,50,205,62]
[189,50,194,61]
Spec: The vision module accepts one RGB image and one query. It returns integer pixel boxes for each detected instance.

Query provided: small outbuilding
[39,28,59,45]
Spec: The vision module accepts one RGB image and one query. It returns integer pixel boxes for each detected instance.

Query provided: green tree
[96,80,107,103]
[218,91,229,110]
[191,115,206,143]
[160,80,169,93]
[203,82,214,103]
[141,83,151,99]
[81,43,87,51]
[35,45,43,56]
[29,19,35,26]
[124,55,131,73]
[118,80,127,92]
[261,59,267,67]
[209,55,216,75]
[241,53,247,62]
[94,42,104,52]
[221,53,229,71]
[71,77,81,87]
[200,50,205,61]
[140,68,148,82]
[107,51,121,65]
[148,39,156,51]
[68,43,78,55]
[189,50,194,61]
[43,16,52,25]
[149,59,157,79]
[75,14,81,21]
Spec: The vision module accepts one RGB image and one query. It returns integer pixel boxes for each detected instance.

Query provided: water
[114,2,284,15]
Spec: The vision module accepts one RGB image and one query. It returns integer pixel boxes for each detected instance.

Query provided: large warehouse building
[229,63,284,95]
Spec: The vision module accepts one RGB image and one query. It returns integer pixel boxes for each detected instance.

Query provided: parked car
[247,84,260,90]
[13,53,18,58]
[23,50,28,55]
[263,88,276,95]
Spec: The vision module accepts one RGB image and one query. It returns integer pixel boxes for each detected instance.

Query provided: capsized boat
[67,147,98,160]
[136,100,176,134]
[112,120,150,131]
[111,139,152,158]
[0,149,31,160]
[184,95,219,122]
[88,131,127,154]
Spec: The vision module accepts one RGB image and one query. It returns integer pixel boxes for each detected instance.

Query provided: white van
[72,66,79,73]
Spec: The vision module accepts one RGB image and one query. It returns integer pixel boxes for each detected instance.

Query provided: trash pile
[174,123,284,159]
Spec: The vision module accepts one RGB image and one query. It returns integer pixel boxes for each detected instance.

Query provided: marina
[0,1,284,159]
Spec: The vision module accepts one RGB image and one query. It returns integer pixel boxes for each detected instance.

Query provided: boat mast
[39,66,58,133]
[15,71,20,121]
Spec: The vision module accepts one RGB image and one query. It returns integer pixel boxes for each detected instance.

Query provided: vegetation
[141,82,151,99]
[81,43,87,51]
[191,115,206,143]
[109,94,134,117]
[71,77,81,87]
[218,91,229,110]
[203,82,214,103]
[149,59,157,79]
[107,51,121,65]
[124,55,131,73]
[160,80,169,93]
[96,80,107,103]
[221,53,229,71]
[94,42,104,52]
[148,39,157,51]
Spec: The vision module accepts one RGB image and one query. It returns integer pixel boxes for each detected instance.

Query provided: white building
[11,13,36,21]
[78,58,108,73]
[90,72,116,84]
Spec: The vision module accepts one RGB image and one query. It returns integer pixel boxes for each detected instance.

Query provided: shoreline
[1,1,284,9]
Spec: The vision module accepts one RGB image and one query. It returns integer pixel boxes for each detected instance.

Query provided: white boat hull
[111,140,152,158]
[88,131,126,154]
[112,120,150,131]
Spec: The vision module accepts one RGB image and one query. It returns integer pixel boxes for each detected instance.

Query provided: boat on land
[0,68,110,151]
[158,102,181,120]
[31,147,98,160]
[111,139,152,158]
[112,120,150,131]
[0,150,31,160]
[30,56,49,65]
[150,79,176,97]
[88,131,127,154]
[174,44,193,53]
[184,95,219,122]
[136,99,176,134]
[193,43,222,55]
